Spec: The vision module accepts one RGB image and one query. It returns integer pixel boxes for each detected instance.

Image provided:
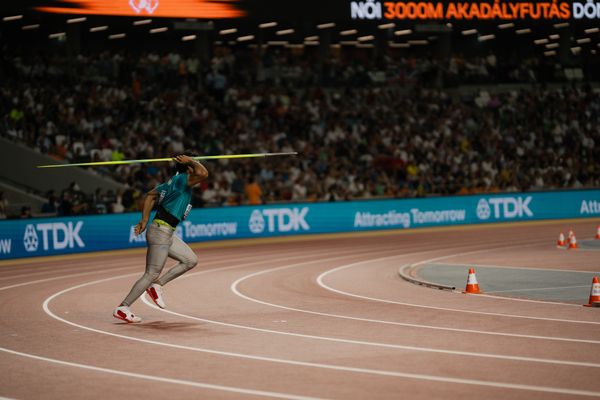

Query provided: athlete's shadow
[119,321,201,331]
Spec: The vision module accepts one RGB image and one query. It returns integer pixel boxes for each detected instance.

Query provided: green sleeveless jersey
[155,173,192,221]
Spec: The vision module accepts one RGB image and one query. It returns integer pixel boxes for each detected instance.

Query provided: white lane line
[488,285,591,294]
[37,275,600,399]
[317,245,600,325]
[0,347,322,400]
[0,246,336,293]
[11,250,368,400]
[0,244,321,282]
[145,284,600,367]
[0,265,135,292]
[42,248,600,368]
[228,261,600,345]
[35,248,600,397]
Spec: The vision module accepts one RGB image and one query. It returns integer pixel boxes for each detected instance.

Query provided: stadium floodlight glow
[276,29,294,35]
[461,29,477,36]
[478,34,495,42]
[545,43,559,49]
[133,19,152,26]
[446,23,453,28]
[358,35,374,42]
[330,44,341,48]
[67,17,86,24]
[340,29,357,36]
[305,35,319,41]
[544,50,556,56]
[356,43,374,48]
[534,38,549,45]
[340,40,358,45]
[149,27,168,34]
[259,22,277,28]
[585,27,599,34]
[394,29,412,36]
[516,28,531,35]
[317,23,335,29]
[571,46,581,54]
[286,44,304,49]
[304,41,319,46]
[3,15,23,22]
[109,33,126,39]
[237,35,254,42]
[267,40,288,45]
[49,32,66,39]
[90,26,108,32]
[219,28,237,35]
[378,23,394,29]
[498,23,514,29]
[408,39,428,45]
[22,24,40,30]
[549,34,559,40]
[577,38,591,44]
[554,22,569,28]
[389,42,410,48]
[182,35,196,41]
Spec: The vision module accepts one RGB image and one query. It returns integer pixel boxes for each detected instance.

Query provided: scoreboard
[10,0,600,21]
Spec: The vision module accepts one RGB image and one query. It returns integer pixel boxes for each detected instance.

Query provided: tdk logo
[23,222,85,252]
[249,208,310,234]
[476,197,533,220]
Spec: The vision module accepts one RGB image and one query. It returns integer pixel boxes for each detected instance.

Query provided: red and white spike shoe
[113,305,142,323]
[146,283,166,309]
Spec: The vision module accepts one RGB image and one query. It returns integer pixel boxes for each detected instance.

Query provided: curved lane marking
[0,347,321,400]
[0,246,337,293]
[150,290,600,367]
[37,277,600,399]
[229,259,600,345]
[7,241,600,397]
[317,243,600,325]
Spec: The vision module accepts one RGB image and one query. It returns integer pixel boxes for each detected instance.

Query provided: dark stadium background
[0,0,598,219]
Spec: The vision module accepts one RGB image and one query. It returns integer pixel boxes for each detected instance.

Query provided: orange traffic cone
[557,232,566,247]
[568,234,578,249]
[583,276,600,307]
[463,268,481,294]
[568,229,574,241]
[595,226,600,240]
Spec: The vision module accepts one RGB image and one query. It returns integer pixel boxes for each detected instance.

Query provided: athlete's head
[175,161,190,174]
[173,152,196,175]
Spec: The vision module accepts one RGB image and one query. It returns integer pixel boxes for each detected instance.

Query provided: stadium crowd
[1,50,599,216]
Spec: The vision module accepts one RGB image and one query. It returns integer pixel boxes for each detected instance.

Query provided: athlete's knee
[145,269,161,282]
[184,253,198,270]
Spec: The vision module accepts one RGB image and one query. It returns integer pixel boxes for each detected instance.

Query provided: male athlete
[113,155,209,323]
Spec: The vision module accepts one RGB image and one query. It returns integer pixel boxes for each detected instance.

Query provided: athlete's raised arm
[174,155,209,186]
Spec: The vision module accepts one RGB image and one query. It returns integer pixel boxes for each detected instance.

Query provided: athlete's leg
[155,235,198,286]
[120,223,173,306]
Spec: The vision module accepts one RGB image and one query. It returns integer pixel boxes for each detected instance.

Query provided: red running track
[1,219,599,399]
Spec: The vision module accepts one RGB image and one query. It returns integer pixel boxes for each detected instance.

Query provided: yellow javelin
[37,152,298,169]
